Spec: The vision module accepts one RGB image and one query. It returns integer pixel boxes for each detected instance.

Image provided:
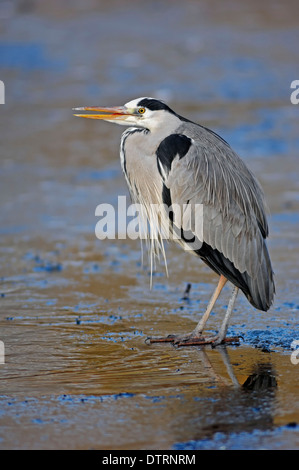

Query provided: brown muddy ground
[0,0,299,450]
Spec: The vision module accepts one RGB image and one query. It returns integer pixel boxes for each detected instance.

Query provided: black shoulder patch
[156,134,192,179]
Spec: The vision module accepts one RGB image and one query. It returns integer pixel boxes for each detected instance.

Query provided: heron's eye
[138,107,146,114]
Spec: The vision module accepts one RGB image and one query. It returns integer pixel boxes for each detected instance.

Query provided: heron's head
[73,97,180,131]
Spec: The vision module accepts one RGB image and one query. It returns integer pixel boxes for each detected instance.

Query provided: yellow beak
[73,106,131,120]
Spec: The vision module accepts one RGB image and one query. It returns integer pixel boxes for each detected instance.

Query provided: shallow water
[0,0,299,450]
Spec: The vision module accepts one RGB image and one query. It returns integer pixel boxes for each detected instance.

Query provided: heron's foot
[175,334,241,347]
[146,333,241,348]
[145,334,184,345]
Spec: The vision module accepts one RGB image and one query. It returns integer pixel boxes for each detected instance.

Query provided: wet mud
[0,0,299,450]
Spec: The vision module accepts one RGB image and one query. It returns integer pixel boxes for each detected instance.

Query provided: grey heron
[74,97,275,347]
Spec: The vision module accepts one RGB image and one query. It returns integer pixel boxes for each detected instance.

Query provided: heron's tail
[243,241,275,312]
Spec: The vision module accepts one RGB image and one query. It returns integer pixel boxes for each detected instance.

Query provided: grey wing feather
[164,126,275,311]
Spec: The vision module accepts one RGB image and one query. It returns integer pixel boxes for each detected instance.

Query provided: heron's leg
[174,286,240,347]
[148,282,240,347]
[191,274,228,337]
[213,286,239,346]
[147,275,228,345]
